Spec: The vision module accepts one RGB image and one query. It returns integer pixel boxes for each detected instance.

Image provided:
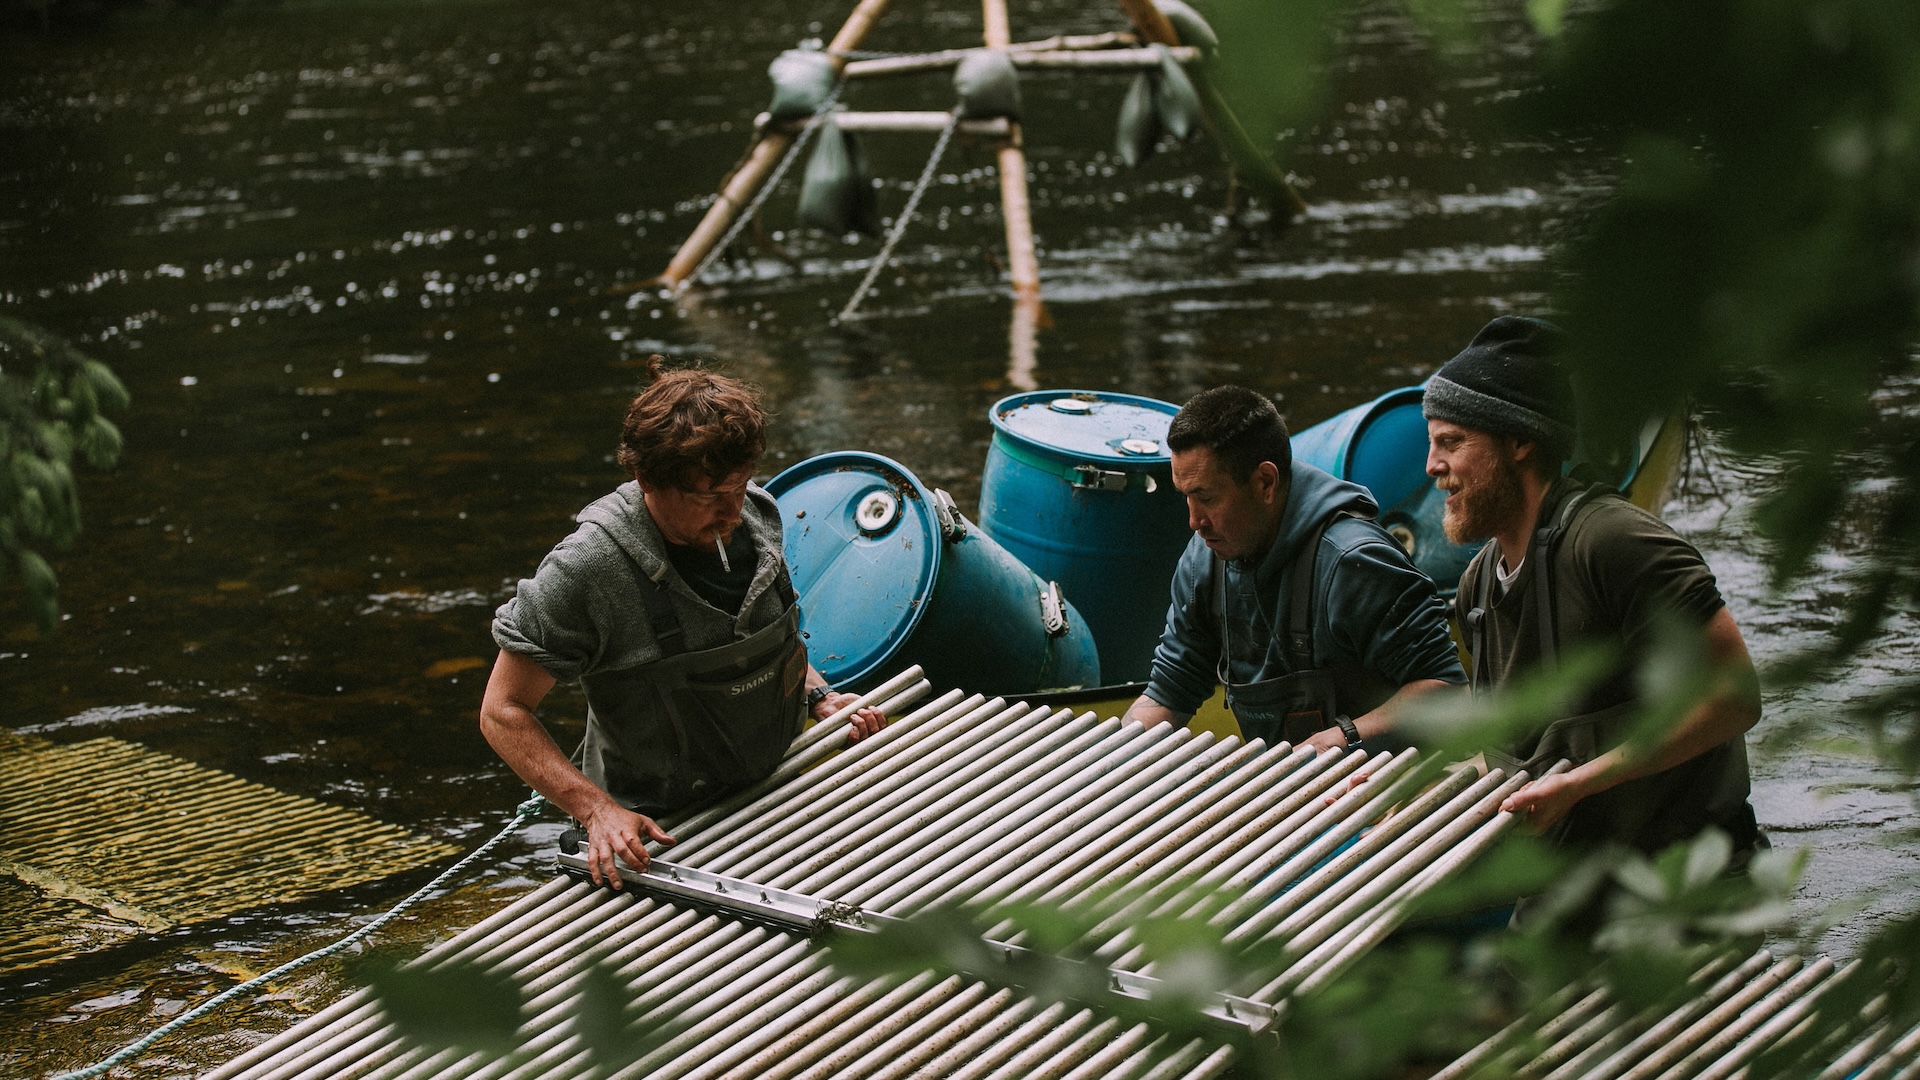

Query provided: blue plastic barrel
[1289,387,1432,511]
[768,451,1101,695]
[1289,386,1480,593]
[977,391,1190,684]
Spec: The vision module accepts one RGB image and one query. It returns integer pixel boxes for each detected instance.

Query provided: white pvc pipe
[1570,951,1780,1080]
[1608,956,1808,1080]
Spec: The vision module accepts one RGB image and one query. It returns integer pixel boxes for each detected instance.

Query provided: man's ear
[1509,437,1538,466]
[1252,460,1283,504]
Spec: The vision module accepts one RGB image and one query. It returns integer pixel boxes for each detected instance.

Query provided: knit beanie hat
[1422,315,1575,450]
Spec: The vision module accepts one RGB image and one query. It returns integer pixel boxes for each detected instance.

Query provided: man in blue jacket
[1123,386,1464,750]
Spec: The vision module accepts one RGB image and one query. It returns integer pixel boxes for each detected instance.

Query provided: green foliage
[0,313,128,632]
[1277,938,1491,1077]
[356,955,525,1056]
[1535,0,1920,745]
[356,952,670,1072]
[1204,0,1343,160]
[821,829,1804,1079]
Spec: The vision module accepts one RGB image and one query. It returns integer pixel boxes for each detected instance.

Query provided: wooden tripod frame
[655,0,1306,385]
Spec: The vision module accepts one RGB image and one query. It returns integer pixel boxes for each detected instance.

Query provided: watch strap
[1335,714,1362,747]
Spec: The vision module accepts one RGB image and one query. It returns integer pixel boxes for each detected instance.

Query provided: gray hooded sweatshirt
[493,480,799,811]
[1144,460,1464,718]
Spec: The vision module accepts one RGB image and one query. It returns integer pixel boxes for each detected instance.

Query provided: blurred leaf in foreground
[357,954,524,1056]
[0,312,129,632]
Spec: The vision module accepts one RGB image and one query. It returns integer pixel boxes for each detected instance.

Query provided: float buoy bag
[767,48,836,122]
[1151,45,1202,141]
[953,50,1022,121]
[1154,0,1219,54]
[798,121,880,236]
[1116,72,1162,167]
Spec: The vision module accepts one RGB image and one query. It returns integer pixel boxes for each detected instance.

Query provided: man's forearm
[480,703,620,824]
[1123,694,1190,728]
[1554,689,1759,804]
[1351,677,1452,740]
[1565,607,1762,799]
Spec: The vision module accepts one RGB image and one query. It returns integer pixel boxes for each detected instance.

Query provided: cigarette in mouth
[715,535,730,571]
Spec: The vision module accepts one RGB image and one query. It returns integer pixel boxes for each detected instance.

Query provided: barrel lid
[764,452,942,687]
[990,390,1178,465]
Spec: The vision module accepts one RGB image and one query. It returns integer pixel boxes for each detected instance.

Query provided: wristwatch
[1334,714,1363,748]
[806,685,835,713]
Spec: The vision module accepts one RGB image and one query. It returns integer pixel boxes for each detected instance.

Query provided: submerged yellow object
[0,726,458,976]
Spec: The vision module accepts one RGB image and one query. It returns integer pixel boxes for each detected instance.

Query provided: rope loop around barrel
[836,107,963,323]
[681,78,847,292]
[49,794,551,1080]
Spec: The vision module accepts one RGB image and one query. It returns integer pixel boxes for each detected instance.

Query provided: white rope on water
[681,80,847,291]
[50,794,550,1080]
[836,108,962,323]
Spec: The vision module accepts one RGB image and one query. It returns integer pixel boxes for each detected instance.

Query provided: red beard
[1441,454,1526,544]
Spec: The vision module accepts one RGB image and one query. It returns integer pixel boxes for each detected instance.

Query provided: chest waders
[1466,484,1627,785]
[1214,514,1390,746]
[575,566,809,816]
[1465,483,1762,858]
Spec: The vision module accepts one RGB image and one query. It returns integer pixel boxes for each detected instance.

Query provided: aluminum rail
[554,852,1281,1036]
[200,676,1654,1080]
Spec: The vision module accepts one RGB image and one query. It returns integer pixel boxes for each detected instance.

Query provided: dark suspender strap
[586,517,691,660]
[1212,553,1231,688]
[1284,511,1364,671]
[1465,545,1496,689]
[1215,509,1364,683]
[774,560,798,609]
[1284,523,1319,671]
[1530,482,1603,665]
[633,570,688,659]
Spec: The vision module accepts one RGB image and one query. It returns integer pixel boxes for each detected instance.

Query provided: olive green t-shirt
[1460,480,1725,715]
[1456,478,1757,858]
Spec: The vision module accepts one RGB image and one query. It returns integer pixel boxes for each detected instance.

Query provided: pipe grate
[0,726,459,976]
[201,670,1903,1078]
[203,669,1534,1077]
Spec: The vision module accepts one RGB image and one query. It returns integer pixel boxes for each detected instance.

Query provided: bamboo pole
[1111,0,1308,223]
[1113,0,1179,45]
[658,0,897,290]
[1007,292,1042,391]
[754,110,1012,136]
[842,43,1195,78]
[982,0,1040,303]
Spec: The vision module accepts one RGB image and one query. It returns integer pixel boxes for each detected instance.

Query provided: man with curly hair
[481,358,884,889]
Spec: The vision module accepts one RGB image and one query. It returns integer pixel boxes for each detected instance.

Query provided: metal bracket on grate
[558,852,1283,1036]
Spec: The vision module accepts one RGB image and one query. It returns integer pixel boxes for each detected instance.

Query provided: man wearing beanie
[1124,386,1465,752]
[1424,316,1765,866]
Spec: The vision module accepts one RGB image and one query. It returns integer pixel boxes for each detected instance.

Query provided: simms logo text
[730,670,777,696]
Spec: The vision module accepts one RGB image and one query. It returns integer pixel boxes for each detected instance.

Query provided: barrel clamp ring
[1039,581,1070,636]
[931,488,967,542]
[1068,465,1129,492]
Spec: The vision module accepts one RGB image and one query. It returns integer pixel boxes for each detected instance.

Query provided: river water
[1,0,1912,1074]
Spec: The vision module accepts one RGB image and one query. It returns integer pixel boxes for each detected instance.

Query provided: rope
[51,794,551,1080]
[836,108,962,322]
[680,80,846,292]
